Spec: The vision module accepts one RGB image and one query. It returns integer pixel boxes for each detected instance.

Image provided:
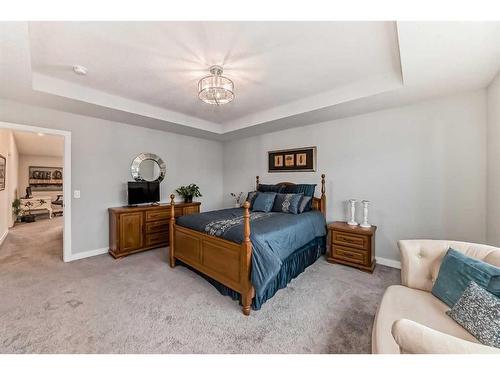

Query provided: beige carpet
[0,217,400,353]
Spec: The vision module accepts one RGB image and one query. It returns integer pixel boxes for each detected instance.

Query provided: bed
[168,174,327,315]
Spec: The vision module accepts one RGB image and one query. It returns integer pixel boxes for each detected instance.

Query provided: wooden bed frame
[168,174,326,315]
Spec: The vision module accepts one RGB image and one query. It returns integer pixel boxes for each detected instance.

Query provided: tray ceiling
[1,21,499,140]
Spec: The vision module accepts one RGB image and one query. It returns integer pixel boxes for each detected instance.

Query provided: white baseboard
[376,256,401,269]
[0,229,8,247]
[65,247,108,262]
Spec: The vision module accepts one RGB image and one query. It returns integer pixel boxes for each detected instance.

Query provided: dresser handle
[340,236,353,243]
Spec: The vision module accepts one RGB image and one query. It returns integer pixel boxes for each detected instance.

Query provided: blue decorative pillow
[257,184,283,193]
[282,184,316,211]
[446,281,500,348]
[272,193,303,214]
[298,196,312,213]
[252,192,277,212]
[432,248,500,307]
[244,191,257,209]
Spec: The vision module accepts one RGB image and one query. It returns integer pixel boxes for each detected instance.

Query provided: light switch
[73,190,81,199]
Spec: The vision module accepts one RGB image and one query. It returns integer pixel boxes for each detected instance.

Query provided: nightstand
[327,221,376,272]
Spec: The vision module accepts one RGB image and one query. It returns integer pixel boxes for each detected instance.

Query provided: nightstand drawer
[332,231,368,249]
[332,245,367,265]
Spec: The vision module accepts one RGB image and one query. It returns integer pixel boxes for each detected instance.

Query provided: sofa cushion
[372,285,477,354]
[447,281,500,348]
[432,248,500,307]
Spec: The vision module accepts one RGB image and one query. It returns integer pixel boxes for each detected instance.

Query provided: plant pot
[183,196,193,203]
[24,214,36,223]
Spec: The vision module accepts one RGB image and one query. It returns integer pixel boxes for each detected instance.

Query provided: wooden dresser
[327,221,377,272]
[108,202,200,258]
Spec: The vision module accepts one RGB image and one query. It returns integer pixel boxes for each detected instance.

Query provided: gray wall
[222,90,488,262]
[0,99,224,255]
[487,72,500,246]
[0,90,489,261]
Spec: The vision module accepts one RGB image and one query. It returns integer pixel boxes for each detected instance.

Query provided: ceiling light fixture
[198,65,234,105]
[73,65,88,76]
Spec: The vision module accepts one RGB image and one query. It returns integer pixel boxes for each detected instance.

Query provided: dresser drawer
[145,208,182,222]
[331,245,367,265]
[146,232,168,247]
[332,231,368,250]
[145,220,168,234]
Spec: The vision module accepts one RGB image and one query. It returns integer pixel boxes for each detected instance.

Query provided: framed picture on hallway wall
[0,155,6,191]
[29,166,63,191]
[268,146,316,172]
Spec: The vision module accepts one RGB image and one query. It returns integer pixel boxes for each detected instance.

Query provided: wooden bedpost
[241,201,254,316]
[320,173,326,216]
[169,194,176,268]
[256,175,260,190]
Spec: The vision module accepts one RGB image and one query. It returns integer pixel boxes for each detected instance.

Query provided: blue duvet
[176,208,327,298]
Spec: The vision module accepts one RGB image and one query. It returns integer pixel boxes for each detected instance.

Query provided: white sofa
[372,240,500,354]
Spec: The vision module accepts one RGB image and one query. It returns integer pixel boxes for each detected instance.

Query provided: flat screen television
[127,181,160,205]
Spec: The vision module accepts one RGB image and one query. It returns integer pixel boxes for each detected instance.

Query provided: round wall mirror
[131,153,166,182]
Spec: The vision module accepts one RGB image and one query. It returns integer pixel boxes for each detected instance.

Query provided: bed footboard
[169,195,254,315]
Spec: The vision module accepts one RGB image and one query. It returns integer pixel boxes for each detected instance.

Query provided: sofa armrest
[398,240,449,291]
[391,319,500,354]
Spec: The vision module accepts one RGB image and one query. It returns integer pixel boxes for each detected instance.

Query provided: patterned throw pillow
[252,192,277,213]
[298,196,312,213]
[257,184,283,193]
[272,193,303,214]
[447,281,500,348]
[282,184,316,211]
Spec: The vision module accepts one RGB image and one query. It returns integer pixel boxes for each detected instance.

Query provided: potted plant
[176,184,202,203]
[12,198,23,223]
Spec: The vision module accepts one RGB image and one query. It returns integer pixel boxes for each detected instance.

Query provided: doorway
[0,121,71,261]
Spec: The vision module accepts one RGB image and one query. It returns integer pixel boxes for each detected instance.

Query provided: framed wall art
[29,166,63,191]
[268,146,316,172]
[0,154,5,191]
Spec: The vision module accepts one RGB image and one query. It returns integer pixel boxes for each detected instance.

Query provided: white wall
[18,155,63,202]
[7,131,18,227]
[0,129,20,238]
[487,72,500,246]
[0,99,224,256]
[223,90,488,262]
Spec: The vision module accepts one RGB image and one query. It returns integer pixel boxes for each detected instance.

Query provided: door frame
[0,121,72,262]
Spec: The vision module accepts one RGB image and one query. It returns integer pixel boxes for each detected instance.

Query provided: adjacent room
[0,19,499,358]
[0,128,65,263]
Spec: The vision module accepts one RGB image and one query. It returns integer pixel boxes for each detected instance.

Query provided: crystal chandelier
[198,65,234,105]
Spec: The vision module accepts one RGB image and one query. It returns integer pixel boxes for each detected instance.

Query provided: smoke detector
[72,65,88,76]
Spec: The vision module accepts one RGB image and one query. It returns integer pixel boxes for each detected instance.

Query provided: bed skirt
[177,235,326,310]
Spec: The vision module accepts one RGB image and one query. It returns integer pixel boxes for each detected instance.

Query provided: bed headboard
[255,174,326,216]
